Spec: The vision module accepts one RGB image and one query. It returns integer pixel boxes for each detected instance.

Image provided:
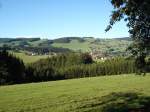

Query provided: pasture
[52,39,92,52]
[12,52,50,63]
[0,74,150,112]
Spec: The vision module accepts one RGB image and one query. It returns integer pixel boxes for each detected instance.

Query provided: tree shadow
[100,92,150,112]
[75,92,150,112]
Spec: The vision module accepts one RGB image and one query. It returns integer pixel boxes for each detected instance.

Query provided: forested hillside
[2,50,150,85]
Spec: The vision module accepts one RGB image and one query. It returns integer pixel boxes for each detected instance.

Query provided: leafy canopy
[106,0,150,74]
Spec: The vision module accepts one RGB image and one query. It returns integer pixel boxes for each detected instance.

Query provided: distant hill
[0,37,132,56]
[113,37,132,41]
[53,37,85,43]
[51,37,132,56]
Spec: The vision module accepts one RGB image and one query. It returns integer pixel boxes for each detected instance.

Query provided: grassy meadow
[52,39,91,52]
[12,52,50,63]
[0,74,150,112]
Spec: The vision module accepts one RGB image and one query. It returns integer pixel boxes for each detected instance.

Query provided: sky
[0,0,129,39]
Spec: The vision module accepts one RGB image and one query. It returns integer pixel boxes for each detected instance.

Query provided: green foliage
[106,0,150,74]
[1,51,148,85]
[81,53,93,64]
[25,53,137,83]
[0,50,25,85]
[19,46,71,54]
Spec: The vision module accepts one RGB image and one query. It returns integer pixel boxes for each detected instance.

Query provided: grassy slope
[12,52,49,63]
[0,74,150,112]
[52,38,131,53]
[52,39,93,52]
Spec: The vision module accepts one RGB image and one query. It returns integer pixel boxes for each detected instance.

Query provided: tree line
[0,50,25,85]
[0,50,149,85]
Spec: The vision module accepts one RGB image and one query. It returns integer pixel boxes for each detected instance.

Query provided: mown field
[12,52,50,63]
[52,39,91,52]
[0,74,150,112]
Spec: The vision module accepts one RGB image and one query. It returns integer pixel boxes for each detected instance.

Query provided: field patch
[12,52,50,63]
[0,74,150,112]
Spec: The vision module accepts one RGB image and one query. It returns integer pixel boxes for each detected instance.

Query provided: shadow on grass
[75,92,150,112]
[100,92,150,112]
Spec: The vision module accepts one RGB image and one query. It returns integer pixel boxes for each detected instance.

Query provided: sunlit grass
[0,74,150,112]
[12,52,50,63]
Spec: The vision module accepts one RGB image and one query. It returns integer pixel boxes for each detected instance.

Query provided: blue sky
[0,0,129,39]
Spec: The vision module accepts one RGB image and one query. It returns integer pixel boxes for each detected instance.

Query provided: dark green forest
[1,50,149,85]
[0,50,25,85]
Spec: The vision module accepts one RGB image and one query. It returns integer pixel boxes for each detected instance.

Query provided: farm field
[12,52,50,63]
[52,39,92,52]
[0,74,150,112]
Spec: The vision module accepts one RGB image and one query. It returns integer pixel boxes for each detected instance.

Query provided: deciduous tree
[106,0,150,74]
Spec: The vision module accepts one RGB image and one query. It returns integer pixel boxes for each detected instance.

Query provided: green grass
[0,74,150,112]
[12,52,50,63]
[52,40,92,52]
[29,39,48,47]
